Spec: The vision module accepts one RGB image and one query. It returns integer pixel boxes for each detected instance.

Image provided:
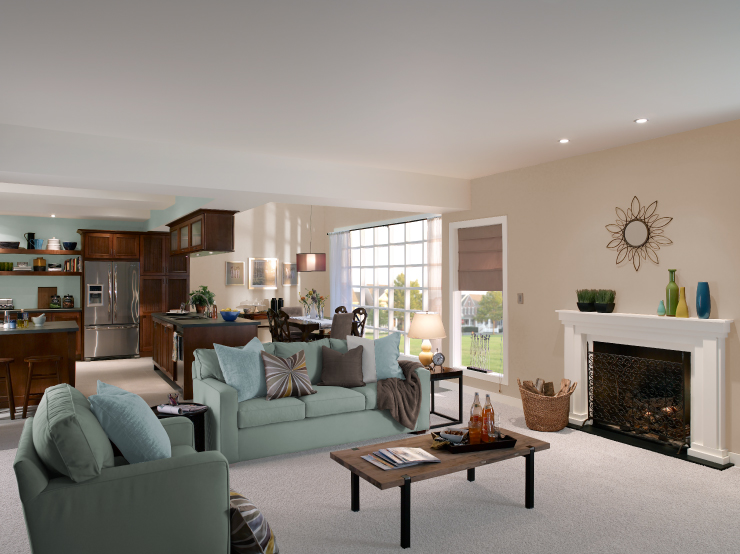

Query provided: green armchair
[14,416,231,554]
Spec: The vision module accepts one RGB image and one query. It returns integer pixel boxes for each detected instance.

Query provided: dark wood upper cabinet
[84,233,114,258]
[113,234,139,258]
[80,231,140,259]
[141,234,167,274]
[168,209,237,256]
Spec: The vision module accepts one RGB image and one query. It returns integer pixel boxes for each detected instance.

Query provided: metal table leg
[351,472,360,512]
[525,447,534,509]
[467,468,475,482]
[458,374,463,423]
[400,475,411,548]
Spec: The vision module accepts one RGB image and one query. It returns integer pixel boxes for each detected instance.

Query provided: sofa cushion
[329,338,348,354]
[214,343,263,402]
[237,396,306,428]
[374,332,404,380]
[274,338,331,384]
[89,381,171,465]
[194,348,223,381]
[318,345,365,388]
[346,335,377,383]
[299,386,366,418]
[32,384,114,483]
[351,382,378,410]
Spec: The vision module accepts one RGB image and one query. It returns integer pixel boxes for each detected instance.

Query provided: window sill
[454,367,508,387]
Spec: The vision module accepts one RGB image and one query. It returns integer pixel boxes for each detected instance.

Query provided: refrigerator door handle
[108,268,112,317]
[85,324,139,330]
[113,264,118,322]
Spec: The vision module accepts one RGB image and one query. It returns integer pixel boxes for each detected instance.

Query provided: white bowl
[32,315,46,326]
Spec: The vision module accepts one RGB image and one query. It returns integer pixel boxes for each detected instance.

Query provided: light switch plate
[517,293,524,304]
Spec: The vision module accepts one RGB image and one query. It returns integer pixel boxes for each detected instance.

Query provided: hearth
[587,342,690,449]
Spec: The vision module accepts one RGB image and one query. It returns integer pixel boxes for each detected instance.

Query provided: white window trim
[448,216,509,386]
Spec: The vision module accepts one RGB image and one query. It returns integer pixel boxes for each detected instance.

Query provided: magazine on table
[362,447,440,471]
[157,404,207,415]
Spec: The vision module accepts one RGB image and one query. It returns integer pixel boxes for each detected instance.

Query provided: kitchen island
[151,313,260,399]
[0,321,78,414]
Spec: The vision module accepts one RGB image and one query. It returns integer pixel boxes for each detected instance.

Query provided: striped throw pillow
[261,350,317,400]
[229,490,279,554]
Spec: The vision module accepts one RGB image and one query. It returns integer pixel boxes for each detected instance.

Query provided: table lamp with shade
[407,312,446,367]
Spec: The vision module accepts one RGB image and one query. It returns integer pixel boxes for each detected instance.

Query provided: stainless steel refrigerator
[84,261,140,360]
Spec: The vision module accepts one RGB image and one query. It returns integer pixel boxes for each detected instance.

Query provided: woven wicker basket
[517,379,577,432]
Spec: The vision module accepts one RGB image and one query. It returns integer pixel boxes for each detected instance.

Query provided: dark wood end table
[331,430,550,549]
[429,368,463,429]
[150,402,208,452]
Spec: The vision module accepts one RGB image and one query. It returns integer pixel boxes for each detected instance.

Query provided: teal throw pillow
[374,332,404,380]
[89,381,171,464]
[215,342,266,402]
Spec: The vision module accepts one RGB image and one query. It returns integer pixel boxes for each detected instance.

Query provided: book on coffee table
[361,447,439,470]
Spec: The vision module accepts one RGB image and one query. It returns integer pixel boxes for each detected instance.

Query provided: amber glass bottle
[482,394,494,442]
[469,392,483,444]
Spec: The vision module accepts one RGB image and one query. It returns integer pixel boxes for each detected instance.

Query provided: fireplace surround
[557,310,733,467]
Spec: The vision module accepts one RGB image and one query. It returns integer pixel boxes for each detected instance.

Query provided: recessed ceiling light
[634,118,649,124]
[50,214,55,218]
[559,139,570,144]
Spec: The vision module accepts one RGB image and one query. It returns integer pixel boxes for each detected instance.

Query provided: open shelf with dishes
[0,249,81,256]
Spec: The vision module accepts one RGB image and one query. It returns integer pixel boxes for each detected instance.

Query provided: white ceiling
[1,1,739,182]
[0,183,175,220]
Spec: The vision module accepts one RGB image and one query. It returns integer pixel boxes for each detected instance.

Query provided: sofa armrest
[160,417,194,448]
[413,367,431,431]
[28,451,230,554]
[194,377,238,463]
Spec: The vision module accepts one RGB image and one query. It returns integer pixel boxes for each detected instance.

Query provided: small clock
[431,351,445,372]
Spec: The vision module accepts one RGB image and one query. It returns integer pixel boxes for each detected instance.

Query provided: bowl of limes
[220,308,240,322]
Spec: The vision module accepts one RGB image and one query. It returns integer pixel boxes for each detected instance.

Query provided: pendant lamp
[297,205,326,272]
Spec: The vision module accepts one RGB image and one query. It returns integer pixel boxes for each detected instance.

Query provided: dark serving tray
[433,433,517,454]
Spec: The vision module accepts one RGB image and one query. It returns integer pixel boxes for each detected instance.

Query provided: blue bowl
[220,311,239,322]
[63,242,77,250]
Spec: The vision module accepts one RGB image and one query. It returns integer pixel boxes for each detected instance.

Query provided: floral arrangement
[301,288,328,309]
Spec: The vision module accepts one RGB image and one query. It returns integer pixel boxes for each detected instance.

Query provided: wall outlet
[517,293,524,304]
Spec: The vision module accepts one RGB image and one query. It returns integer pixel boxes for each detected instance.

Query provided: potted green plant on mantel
[189,285,215,314]
[594,289,616,313]
[576,289,597,312]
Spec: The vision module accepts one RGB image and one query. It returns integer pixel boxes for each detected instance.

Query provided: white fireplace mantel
[557,310,733,466]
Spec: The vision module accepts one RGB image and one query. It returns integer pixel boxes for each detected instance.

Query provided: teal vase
[666,269,679,317]
[696,282,711,319]
[657,300,666,316]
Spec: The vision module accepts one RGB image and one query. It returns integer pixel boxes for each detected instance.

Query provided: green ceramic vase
[666,269,679,317]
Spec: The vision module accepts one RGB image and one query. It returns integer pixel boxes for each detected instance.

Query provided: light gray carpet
[2,383,739,554]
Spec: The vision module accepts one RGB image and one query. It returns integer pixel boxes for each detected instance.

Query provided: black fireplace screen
[587,348,689,446]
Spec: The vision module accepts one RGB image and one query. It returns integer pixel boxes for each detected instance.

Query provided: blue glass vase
[696,282,711,319]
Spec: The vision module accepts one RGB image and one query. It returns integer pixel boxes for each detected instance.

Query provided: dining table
[288,316,334,341]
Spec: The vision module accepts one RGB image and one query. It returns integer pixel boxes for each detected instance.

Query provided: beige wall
[441,118,740,454]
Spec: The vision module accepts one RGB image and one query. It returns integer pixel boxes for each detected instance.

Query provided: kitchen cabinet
[140,234,167,274]
[80,231,140,259]
[168,209,237,256]
[152,318,175,381]
[49,312,83,359]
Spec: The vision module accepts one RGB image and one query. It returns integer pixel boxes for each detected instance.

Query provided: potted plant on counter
[189,285,215,314]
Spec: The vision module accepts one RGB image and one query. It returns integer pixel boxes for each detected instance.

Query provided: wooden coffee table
[330,430,549,548]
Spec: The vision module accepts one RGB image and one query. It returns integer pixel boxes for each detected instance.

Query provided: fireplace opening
[587,342,690,449]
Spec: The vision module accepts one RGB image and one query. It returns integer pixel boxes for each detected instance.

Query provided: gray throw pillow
[318,346,365,388]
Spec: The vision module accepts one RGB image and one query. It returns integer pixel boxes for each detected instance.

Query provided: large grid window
[350,220,428,355]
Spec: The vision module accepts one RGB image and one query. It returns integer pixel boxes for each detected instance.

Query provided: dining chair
[335,306,348,314]
[352,307,368,337]
[266,309,303,342]
[330,312,355,340]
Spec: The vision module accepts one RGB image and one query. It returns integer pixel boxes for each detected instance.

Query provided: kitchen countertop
[3,308,82,313]
[152,313,261,329]
[0,321,79,335]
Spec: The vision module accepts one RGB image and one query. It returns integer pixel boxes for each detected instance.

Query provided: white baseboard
[729,451,740,466]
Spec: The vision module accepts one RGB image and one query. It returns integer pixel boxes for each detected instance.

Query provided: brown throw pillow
[319,345,365,388]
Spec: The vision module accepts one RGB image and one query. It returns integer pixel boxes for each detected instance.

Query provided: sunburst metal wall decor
[606,196,672,271]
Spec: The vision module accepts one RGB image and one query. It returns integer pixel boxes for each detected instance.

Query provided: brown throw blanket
[377,360,424,429]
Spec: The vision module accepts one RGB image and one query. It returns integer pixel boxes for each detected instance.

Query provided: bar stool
[0,358,15,420]
[22,355,62,418]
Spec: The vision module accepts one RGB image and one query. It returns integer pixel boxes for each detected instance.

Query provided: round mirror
[624,220,649,247]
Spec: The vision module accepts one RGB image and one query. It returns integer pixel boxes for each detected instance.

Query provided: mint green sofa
[14,415,230,554]
[192,338,430,464]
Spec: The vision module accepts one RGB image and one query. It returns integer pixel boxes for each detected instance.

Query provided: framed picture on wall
[249,258,278,289]
[282,263,298,286]
[225,261,246,286]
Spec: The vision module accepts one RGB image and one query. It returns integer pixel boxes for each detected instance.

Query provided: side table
[429,368,463,429]
[151,402,208,452]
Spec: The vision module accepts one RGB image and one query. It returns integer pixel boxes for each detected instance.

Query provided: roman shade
[457,225,502,291]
